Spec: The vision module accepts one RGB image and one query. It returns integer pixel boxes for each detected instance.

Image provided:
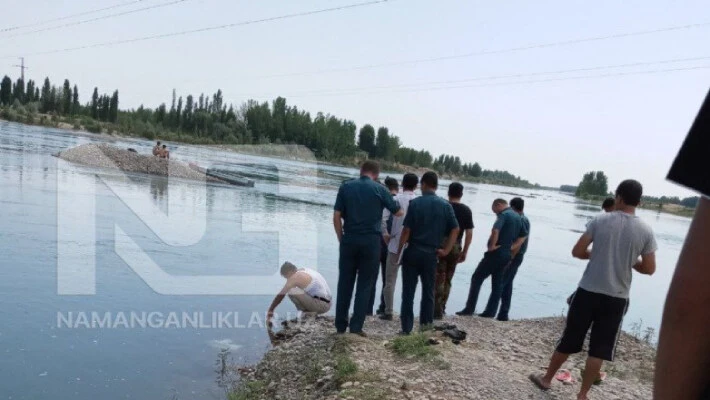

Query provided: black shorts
[556,288,629,361]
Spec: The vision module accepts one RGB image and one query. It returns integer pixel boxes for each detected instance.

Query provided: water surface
[0,121,688,399]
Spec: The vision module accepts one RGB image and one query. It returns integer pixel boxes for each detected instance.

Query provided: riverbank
[574,193,695,218]
[228,315,655,400]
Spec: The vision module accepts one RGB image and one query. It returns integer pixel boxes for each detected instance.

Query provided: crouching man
[266,262,332,326]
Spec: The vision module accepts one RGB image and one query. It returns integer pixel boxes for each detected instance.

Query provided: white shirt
[382,190,417,254]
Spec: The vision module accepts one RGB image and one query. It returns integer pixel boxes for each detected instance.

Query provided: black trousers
[368,239,388,314]
[335,235,380,333]
[400,246,437,334]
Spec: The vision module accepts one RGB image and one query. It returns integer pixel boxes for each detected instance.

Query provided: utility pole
[12,57,26,81]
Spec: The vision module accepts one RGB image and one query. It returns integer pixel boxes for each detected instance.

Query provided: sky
[1,0,708,197]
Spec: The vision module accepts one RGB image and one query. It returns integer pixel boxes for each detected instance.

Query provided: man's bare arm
[571,233,593,260]
[458,229,473,262]
[655,198,710,400]
[333,211,343,243]
[633,252,656,275]
[437,227,460,258]
[487,229,500,252]
[397,227,411,255]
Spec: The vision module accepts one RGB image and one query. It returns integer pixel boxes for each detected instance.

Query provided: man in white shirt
[266,262,332,326]
[379,173,419,320]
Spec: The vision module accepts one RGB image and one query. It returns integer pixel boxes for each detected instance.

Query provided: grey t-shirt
[578,211,657,299]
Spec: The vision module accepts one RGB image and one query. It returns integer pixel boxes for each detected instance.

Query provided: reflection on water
[0,121,690,400]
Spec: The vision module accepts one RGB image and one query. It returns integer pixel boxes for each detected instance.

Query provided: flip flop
[555,369,575,384]
[528,374,550,391]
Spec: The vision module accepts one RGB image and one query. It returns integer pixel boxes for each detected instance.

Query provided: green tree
[0,76,11,105]
[72,85,79,115]
[91,87,99,119]
[62,79,72,116]
[358,124,376,157]
[576,171,609,197]
[109,90,119,123]
[26,80,36,103]
[13,78,25,103]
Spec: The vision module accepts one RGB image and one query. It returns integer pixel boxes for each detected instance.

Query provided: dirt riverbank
[228,315,655,400]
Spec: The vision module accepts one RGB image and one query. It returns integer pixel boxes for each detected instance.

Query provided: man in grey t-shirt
[530,180,657,400]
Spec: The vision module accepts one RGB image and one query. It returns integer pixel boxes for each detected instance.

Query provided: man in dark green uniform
[496,197,531,321]
[456,198,528,317]
[396,172,459,334]
[333,161,402,335]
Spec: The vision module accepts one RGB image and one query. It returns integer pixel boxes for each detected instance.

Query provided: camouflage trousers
[434,244,461,318]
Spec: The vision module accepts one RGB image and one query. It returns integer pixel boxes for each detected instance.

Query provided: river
[0,121,689,399]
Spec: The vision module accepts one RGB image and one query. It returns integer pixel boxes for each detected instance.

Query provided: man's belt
[313,296,331,304]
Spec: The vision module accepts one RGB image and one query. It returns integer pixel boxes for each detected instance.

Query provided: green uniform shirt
[403,191,459,252]
[492,208,528,257]
[519,214,531,256]
[334,176,400,237]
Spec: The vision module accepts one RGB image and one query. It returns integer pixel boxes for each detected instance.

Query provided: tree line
[1,75,118,123]
[1,72,534,187]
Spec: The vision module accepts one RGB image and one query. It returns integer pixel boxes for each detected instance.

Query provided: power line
[0,0,144,33]
[6,0,192,38]
[251,65,710,99]
[0,0,393,59]
[251,21,710,79]
[252,55,710,96]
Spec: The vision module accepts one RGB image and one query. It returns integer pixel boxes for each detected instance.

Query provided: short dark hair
[162,145,166,148]
[402,173,418,191]
[361,160,380,175]
[384,176,399,191]
[602,197,615,210]
[420,171,438,188]
[510,197,524,211]
[157,141,161,145]
[615,179,643,206]
[448,182,464,198]
[493,198,508,207]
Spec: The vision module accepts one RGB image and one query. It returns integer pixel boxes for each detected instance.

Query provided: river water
[0,121,689,399]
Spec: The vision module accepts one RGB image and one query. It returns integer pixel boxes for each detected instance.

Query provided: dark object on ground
[452,339,462,345]
[379,314,393,321]
[188,163,255,187]
[428,338,441,345]
[455,310,474,316]
[434,322,457,331]
[443,328,467,341]
[127,148,137,153]
[478,313,495,318]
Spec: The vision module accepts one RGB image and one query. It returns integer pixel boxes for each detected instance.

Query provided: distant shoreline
[0,116,546,191]
[570,192,695,218]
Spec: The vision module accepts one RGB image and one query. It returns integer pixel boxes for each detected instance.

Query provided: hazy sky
[2,0,708,196]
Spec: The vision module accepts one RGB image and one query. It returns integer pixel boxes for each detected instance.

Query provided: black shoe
[497,315,509,322]
[397,331,410,336]
[455,310,474,316]
[478,313,495,319]
[351,331,367,338]
[376,308,385,316]
[379,314,393,321]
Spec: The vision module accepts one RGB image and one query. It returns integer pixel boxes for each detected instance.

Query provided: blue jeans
[497,254,524,320]
[335,235,380,333]
[462,251,509,315]
[400,246,438,334]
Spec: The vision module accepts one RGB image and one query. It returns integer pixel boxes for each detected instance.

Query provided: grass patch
[390,333,440,359]
[333,336,359,384]
[227,380,266,400]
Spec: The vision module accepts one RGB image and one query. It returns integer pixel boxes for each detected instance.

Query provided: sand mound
[58,143,216,182]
